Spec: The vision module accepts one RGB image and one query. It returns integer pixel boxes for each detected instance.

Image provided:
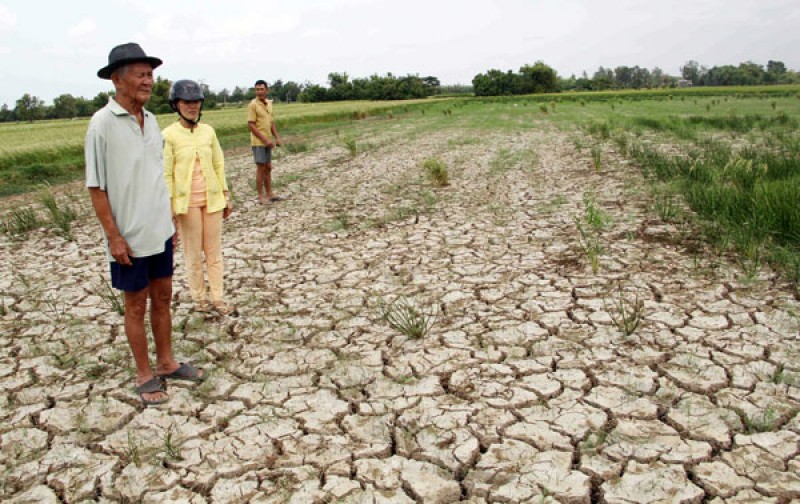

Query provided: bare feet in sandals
[135,376,168,406]
[158,362,205,382]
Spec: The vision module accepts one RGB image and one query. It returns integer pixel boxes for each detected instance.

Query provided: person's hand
[275,138,282,147]
[265,141,275,149]
[109,235,133,266]
[223,201,233,219]
[171,214,180,247]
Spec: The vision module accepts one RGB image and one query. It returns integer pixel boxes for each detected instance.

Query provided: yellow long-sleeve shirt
[163,122,228,215]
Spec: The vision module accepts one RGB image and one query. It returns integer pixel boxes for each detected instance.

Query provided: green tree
[422,76,440,95]
[198,83,217,109]
[148,76,172,113]
[519,62,558,94]
[299,84,327,102]
[472,69,517,96]
[630,66,651,89]
[614,66,633,88]
[92,91,112,111]
[765,60,787,83]
[75,96,95,117]
[269,79,284,100]
[51,93,79,119]
[283,81,302,102]
[230,86,246,103]
[591,67,614,90]
[0,103,13,122]
[216,88,230,106]
[680,60,706,85]
[15,93,45,122]
[327,72,354,101]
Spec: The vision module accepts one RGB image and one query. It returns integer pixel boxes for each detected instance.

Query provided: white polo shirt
[85,98,174,260]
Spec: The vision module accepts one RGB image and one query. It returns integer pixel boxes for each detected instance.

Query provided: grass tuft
[38,183,78,240]
[422,158,449,186]
[378,297,436,339]
[2,207,40,236]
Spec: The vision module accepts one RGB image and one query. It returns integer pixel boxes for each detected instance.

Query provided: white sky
[1,0,799,106]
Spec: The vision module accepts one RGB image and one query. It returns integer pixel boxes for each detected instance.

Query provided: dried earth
[1,122,799,503]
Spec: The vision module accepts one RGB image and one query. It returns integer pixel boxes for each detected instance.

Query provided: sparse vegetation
[574,193,609,273]
[378,297,436,339]
[422,158,449,186]
[38,183,78,240]
[97,275,125,316]
[605,285,645,337]
[1,206,40,236]
[341,135,358,157]
[743,407,779,434]
[590,144,602,171]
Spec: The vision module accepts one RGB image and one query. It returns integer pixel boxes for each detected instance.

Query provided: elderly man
[86,43,204,406]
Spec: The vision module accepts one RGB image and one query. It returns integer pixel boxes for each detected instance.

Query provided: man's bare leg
[256,163,268,204]
[264,161,274,200]
[124,288,166,403]
[148,276,189,378]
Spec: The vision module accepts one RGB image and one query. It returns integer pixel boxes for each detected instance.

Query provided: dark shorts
[110,239,173,292]
[253,146,272,164]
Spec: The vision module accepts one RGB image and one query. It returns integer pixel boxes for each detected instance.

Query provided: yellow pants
[177,207,224,304]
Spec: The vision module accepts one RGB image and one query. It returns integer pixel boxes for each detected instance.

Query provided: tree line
[3,59,797,122]
[472,59,799,96]
[0,72,442,123]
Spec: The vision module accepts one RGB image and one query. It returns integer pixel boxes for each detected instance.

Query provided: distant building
[677,79,693,88]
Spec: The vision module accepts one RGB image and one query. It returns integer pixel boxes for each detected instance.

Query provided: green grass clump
[2,207,40,236]
[38,184,78,240]
[422,158,449,186]
[97,275,125,316]
[341,136,358,157]
[605,286,644,337]
[590,144,603,171]
[280,140,310,155]
[379,297,436,339]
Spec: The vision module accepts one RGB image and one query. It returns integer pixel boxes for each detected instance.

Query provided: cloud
[67,18,97,39]
[301,28,335,39]
[145,14,189,42]
[0,2,18,32]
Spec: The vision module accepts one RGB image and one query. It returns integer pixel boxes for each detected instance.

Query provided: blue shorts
[110,239,173,292]
[252,146,272,164]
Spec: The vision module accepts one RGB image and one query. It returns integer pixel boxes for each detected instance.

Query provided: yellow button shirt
[247,98,274,146]
[163,122,228,215]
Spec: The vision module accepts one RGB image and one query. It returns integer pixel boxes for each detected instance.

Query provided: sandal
[159,362,205,383]
[212,301,236,316]
[193,301,212,313]
[135,376,168,406]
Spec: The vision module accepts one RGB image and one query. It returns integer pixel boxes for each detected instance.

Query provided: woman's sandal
[212,301,236,316]
[193,301,212,313]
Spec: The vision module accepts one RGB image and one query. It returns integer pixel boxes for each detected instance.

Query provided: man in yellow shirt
[247,79,283,204]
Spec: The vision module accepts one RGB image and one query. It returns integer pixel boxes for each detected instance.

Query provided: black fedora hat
[97,42,162,79]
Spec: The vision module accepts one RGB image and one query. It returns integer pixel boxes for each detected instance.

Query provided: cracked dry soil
[1,123,799,503]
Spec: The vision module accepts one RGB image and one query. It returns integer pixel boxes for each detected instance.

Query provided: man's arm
[271,122,281,146]
[88,187,133,266]
[248,121,274,148]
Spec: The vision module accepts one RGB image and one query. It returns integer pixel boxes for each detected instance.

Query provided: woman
[163,79,235,315]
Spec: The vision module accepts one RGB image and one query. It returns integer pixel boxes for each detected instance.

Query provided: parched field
[1,95,800,502]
